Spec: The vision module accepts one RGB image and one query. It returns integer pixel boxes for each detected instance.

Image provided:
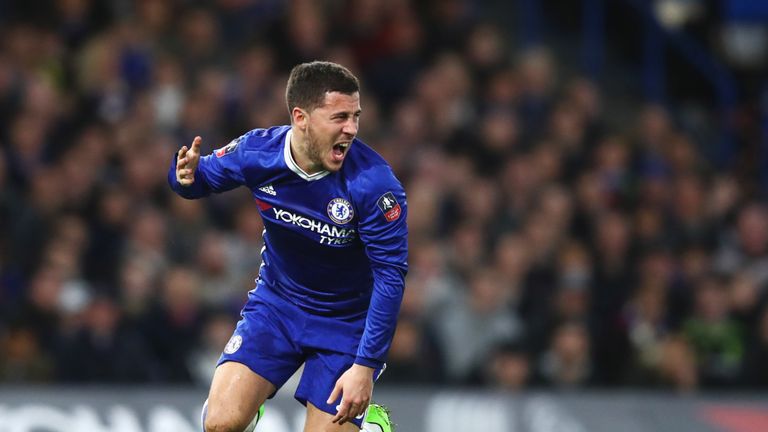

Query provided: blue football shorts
[218,288,385,427]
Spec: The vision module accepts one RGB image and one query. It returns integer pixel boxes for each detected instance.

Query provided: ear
[292,107,308,129]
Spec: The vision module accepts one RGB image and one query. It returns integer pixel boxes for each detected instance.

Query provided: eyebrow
[331,109,362,117]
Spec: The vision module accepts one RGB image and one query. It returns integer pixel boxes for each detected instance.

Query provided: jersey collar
[284,129,330,181]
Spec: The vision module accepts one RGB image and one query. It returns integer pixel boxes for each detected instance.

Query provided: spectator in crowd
[658,334,699,392]
[741,304,768,388]
[683,275,745,387]
[620,280,672,387]
[139,266,205,382]
[56,294,156,382]
[384,313,444,385]
[535,320,593,388]
[187,310,238,388]
[476,340,531,391]
[427,267,523,383]
[0,320,53,382]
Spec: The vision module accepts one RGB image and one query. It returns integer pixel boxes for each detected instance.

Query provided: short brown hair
[286,61,360,114]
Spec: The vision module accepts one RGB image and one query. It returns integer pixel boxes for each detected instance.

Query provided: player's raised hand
[176,136,202,186]
[327,364,374,425]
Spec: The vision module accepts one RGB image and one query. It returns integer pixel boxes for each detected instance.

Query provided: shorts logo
[376,192,401,222]
[215,137,241,158]
[327,198,354,224]
[224,334,242,354]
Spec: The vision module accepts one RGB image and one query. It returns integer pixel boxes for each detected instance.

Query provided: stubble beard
[305,124,327,172]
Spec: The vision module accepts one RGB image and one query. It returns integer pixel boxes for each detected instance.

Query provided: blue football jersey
[168,125,408,368]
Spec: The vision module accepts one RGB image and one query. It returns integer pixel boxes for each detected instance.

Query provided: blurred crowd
[0,0,767,394]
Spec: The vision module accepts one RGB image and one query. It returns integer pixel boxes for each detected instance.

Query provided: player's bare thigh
[204,361,275,432]
[304,402,361,432]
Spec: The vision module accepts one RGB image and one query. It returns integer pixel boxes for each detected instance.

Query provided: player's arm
[328,167,408,424]
[354,177,408,369]
[168,135,247,198]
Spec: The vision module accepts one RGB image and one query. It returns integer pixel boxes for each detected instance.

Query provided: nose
[342,118,358,136]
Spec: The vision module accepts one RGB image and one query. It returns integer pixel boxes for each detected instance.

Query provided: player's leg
[203,294,305,432]
[201,399,264,432]
[295,350,385,431]
[304,402,361,432]
[203,362,274,432]
[303,402,394,432]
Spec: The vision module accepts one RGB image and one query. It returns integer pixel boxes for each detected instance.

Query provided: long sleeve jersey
[168,125,408,368]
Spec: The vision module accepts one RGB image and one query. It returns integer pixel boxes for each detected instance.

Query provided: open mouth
[332,142,350,161]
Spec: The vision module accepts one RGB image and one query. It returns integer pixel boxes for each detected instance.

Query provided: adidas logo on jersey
[259,184,276,196]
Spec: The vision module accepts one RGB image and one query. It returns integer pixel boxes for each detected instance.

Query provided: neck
[290,127,321,174]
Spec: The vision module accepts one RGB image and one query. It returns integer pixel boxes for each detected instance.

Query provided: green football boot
[362,403,393,432]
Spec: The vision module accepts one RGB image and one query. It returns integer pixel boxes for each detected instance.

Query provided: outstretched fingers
[176,137,203,186]
[176,143,195,185]
[191,136,202,151]
[177,145,188,166]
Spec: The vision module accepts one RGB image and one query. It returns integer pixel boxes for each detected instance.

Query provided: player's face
[305,91,361,172]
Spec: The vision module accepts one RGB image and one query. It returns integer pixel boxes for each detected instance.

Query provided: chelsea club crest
[327,198,354,224]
